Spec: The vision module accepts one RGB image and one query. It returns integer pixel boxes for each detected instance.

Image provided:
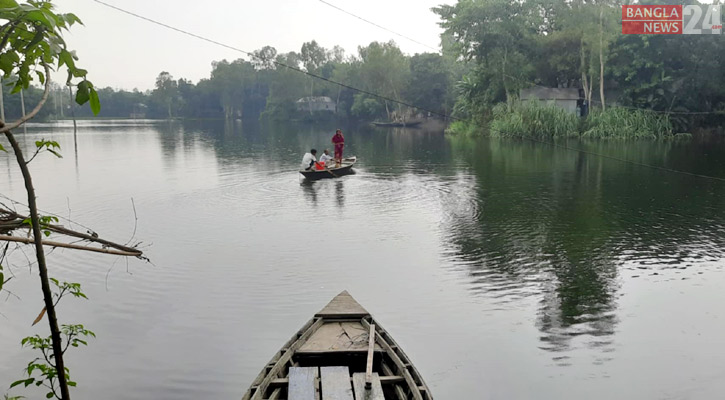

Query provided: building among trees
[295,96,336,113]
[520,87,582,115]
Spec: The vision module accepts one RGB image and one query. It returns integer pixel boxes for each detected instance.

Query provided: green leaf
[71,68,87,78]
[63,13,83,26]
[26,10,55,29]
[75,80,90,105]
[9,380,25,389]
[0,143,6,152]
[0,0,18,9]
[43,230,50,237]
[46,392,54,399]
[0,271,4,291]
[67,381,77,387]
[89,87,100,115]
[58,49,75,70]
[0,51,19,75]
[25,29,45,50]
[47,149,63,158]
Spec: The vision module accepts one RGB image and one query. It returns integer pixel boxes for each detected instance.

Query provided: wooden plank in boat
[320,367,354,400]
[316,291,369,319]
[298,321,382,353]
[352,373,384,400]
[288,367,319,400]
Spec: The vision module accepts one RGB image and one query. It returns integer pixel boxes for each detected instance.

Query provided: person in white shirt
[301,149,318,170]
[319,149,334,165]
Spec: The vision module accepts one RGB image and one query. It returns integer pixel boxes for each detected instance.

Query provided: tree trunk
[335,85,341,114]
[502,46,511,111]
[308,78,314,115]
[0,79,5,122]
[3,128,71,400]
[20,88,26,134]
[68,85,76,135]
[580,38,590,102]
[599,8,606,111]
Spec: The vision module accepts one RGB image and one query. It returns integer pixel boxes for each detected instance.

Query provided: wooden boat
[299,157,357,180]
[242,291,432,400]
[371,121,422,128]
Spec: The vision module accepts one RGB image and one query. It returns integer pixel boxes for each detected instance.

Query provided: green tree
[152,71,178,119]
[405,53,453,116]
[356,41,410,120]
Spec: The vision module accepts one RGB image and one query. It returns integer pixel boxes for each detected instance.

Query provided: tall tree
[152,71,178,118]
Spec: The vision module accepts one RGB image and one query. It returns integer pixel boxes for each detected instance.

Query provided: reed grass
[489,101,580,138]
[582,108,673,139]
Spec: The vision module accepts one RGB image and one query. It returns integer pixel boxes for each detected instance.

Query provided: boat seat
[288,367,318,400]
[320,366,354,400]
[352,373,384,400]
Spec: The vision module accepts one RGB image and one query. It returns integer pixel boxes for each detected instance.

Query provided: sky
[53,0,455,91]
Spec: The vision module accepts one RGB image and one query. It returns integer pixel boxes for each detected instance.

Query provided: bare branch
[0,236,143,257]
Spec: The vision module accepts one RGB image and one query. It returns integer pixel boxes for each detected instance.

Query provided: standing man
[331,129,345,166]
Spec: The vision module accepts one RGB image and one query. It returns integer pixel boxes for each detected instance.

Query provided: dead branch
[0,235,142,257]
[0,207,143,256]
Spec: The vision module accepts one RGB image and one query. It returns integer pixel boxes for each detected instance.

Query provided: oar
[323,164,338,178]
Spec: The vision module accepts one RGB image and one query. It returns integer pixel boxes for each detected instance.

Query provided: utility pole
[20,87,26,134]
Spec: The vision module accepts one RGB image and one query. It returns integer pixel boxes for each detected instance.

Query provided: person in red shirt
[331,129,345,166]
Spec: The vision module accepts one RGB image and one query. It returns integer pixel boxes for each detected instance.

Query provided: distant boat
[242,291,432,400]
[299,156,357,180]
[371,120,422,128]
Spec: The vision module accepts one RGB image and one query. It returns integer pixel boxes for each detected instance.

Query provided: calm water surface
[1,120,724,399]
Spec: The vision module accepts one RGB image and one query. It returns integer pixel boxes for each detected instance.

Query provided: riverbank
[446,102,696,139]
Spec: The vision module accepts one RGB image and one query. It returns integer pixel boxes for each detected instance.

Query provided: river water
[1,120,724,399]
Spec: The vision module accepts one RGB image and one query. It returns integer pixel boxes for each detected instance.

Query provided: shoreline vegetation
[2,0,722,140]
[446,101,694,140]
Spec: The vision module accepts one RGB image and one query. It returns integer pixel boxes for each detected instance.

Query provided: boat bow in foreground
[242,291,431,400]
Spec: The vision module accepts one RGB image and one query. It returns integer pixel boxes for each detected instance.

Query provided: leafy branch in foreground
[0,2,135,400]
[11,279,93,399]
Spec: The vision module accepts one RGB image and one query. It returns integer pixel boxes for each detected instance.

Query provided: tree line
[4,0,723,134]
[1,40,457,123]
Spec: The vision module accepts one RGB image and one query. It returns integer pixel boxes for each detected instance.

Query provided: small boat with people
[242,291,432,400]
[299,129,356,180]
[299,156,357,180]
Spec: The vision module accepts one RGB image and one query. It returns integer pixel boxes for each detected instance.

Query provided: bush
[445,119,483,136]
[490,101,580,138]
[582,108,673,139]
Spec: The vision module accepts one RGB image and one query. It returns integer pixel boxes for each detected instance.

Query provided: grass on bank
[448,101,675,139]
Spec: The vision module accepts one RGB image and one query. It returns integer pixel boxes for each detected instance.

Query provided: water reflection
[300,180,318,206]
[440,135,725,361]
[335,180,344,208]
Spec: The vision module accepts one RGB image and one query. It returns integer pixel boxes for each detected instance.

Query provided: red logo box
[622,5,683,34]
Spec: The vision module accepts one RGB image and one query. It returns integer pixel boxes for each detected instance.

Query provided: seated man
[301,149,318,171]
[319,149,334,166]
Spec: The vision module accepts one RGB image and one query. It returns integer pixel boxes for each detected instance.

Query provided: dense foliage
[3,0,722,136]
[435,0,725,134]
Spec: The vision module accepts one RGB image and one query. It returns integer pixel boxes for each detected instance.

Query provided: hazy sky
[53,0,454,91]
